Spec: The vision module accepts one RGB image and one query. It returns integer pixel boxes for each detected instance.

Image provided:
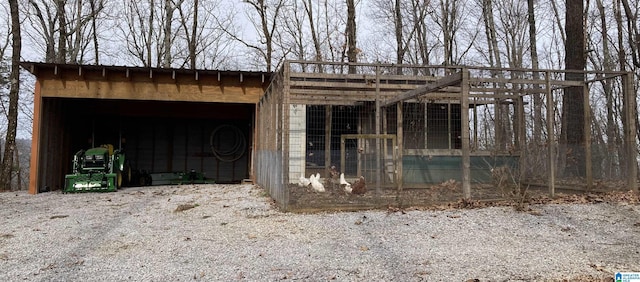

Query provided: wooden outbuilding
[22,62,270,194]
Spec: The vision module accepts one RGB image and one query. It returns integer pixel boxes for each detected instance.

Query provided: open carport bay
[39,98,254,190]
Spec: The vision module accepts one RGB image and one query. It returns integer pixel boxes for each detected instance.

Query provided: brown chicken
[351,176,366,195]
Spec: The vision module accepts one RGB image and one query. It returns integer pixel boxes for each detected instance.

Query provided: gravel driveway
[0,184,638,281]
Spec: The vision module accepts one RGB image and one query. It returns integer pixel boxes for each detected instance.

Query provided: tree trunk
[303,0,323,72]
[596,0,616,178]
[528,0,543,145]
[90,0,100,64]
[482,0,509,150]
[163,0,173,68]
[346,0,357,74]
[561,0,585,177]
[2,0,21,191]
[190,0,198,69]
[394,0,404,74]
[412,0,429,66]
[56,0,67,63]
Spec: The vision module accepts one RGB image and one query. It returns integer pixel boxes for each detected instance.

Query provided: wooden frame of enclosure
[256,60,637,210]
[23,62,270,194]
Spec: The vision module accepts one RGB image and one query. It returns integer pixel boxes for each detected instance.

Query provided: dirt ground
[288,178,639,212]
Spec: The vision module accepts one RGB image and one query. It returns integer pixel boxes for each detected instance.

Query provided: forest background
[0,0,635,191]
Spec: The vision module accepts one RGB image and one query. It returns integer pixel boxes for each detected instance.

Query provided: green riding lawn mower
[64,144,130,193]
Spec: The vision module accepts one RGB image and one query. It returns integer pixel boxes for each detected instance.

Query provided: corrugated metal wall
[57,99,253,187]
[255,68,287,209]
[121,118,250,183]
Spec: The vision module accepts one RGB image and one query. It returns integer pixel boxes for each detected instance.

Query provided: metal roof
[20,61,273,80]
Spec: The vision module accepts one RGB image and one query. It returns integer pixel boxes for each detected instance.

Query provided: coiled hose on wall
[210,125,246,162]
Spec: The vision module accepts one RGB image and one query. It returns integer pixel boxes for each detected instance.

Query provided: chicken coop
[255,61,638,211]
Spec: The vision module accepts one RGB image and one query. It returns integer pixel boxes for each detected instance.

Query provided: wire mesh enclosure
[255,61,638,212]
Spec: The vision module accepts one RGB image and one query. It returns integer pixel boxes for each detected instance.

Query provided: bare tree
[408,0,433,66]
[160,0,185,68]
[303,0,323,64]
[280,0,306,63]
[89,0,102,64]
[24,0,105,63]
[1,0,21,191]
[561,0,586,176]
[346,0,357,73]
[118,0,157,67]
[528,0,543,145]
[117,0,185,68]
[229,0,286,72]
[435,0,458,66]
[175,0,235,69]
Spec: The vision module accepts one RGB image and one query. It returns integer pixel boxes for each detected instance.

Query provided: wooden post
[324,105,332,178]
[28,80,42,194]
[447,101,452,149]
[424,102,429,148]
[517,95,526,183]
[382,106,388,186]
[375,65,382,194]
[473,97,478,149]
[623,72,638,192]
[546,71,556,197]
[583,83,593,190]
[282,62,291,210]
[397,102,403,193]
[460,69,471,199]
[340,136,346,176]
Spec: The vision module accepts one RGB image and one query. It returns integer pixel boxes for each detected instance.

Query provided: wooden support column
[623,72,638,192]
[282,63,292,209]
[29,80,43,194]
[546,71,556,197]
[583,83,593,190]
[460,69,471,199]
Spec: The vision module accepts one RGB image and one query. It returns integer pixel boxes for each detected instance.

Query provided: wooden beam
[381,72,463,107]
[468,77,583,87]
[38,78,264,103]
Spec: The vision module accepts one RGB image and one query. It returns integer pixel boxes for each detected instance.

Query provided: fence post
[461,68,471,199]
[624,72,638,192]
[583,83,593,190]
[546,71,555,197]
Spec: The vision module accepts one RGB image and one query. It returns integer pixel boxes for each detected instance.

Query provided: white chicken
[298,174,311,187]
[339,173,352,193]
[310,173,325,192]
